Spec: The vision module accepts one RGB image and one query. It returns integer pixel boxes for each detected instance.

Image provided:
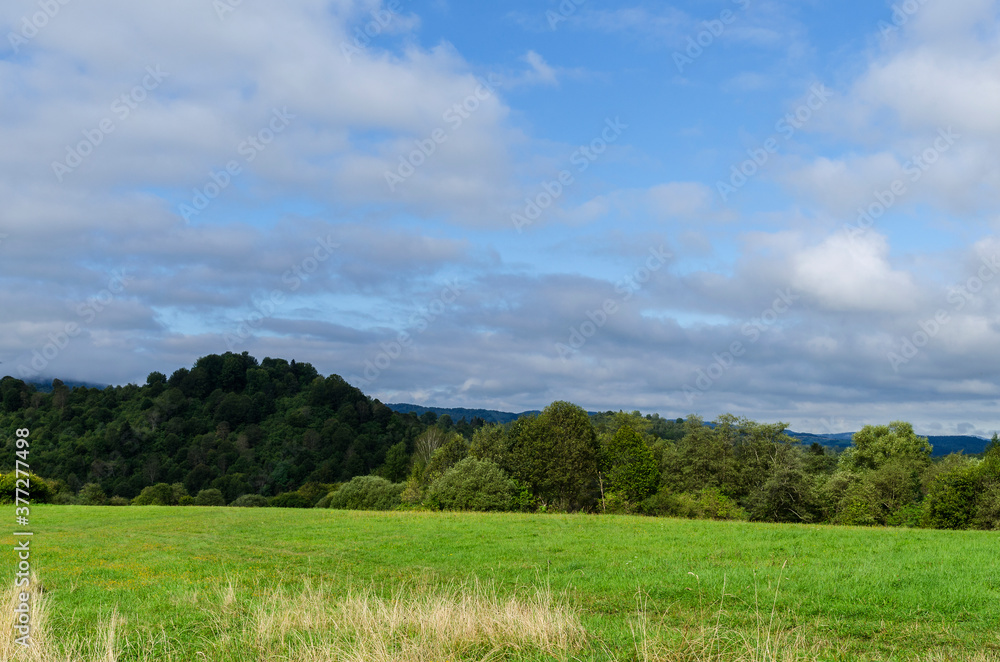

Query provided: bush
[230,494,268,507]
[51,491,76,505]
[886,502,923,528]
[973,483,1000,530]
[638,487,683,517]
[78,483,107,506]
[297,482,334,506]
[178,495,195,506]
[637,487,746,520]
[270,492,312,508]
[425,457,518,512]
[923,464,980,529]
[195,488,226,506]
[132,483,176,506]
[108,496,130,506]
[0,472,54,504]
[833,483,880,526]
[328,475,404,511]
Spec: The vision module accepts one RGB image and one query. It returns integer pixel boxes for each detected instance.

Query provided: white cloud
[792,232,920,312]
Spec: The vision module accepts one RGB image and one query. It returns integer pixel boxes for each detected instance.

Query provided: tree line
[1,353,997,529]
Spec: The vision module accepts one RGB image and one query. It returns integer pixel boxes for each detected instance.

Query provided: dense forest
[1,352,998,529]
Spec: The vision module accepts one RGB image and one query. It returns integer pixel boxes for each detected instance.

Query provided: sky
[1,0,999,436]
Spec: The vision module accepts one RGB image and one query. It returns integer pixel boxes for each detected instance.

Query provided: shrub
[973,483,1000,530]
[886,502,923,528]
[78,483,107,506]
[0,473,54,504]
[270,492,312,508]
[51,491,76,505]
[328,475,404,511]
[230,494,268,507]
[425,457,518,512]
[923,464,980,529]
[637,487,746,520]
[691,488,747,520]
[132,483,176,506]
[108,496,130,506]
[833,483,880,526]
[638,487,683,517]
[178,495,195,506]
[297,482,334,506]
[195,488,226,506]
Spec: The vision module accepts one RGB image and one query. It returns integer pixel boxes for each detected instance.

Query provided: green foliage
[178,495,195,506]
[296,482,334,506]
[375,442,411,483]
[840,421,932,472]
[661,416,737,495]
[510,402,599,510]
[0,472,54,504]
[638,486,747,520]
[230,494,268,507]
[0,352,425,502]
[972,482,1000,530]
[78,483,107,505]
[832,480,881,526]
[195,488,226,506]
[270,492,312,508]
[468,424,511,469]
[132,483,177,506]
[923,463,980,529]
[422,434,468,483]
[425,457,519,512]
[328,475,404,511]
[745,449,816,523]
[601,425,659,502]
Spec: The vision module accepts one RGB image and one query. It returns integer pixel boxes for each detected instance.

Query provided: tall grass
[1,576,587,661]
[5,572,1000,661]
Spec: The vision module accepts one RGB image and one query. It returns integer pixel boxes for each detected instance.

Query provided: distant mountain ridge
[386,403,540,425]
[786,431,990,456]
[387,403,990,457]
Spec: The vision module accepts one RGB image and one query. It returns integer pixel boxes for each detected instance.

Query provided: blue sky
[2,0,999,435]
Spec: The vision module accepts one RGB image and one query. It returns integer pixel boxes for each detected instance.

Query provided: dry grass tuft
[1,576,586,661]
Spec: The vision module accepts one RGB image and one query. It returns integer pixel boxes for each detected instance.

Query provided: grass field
[1,506,999,661]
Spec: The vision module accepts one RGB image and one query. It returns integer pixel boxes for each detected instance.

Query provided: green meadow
[2,506,999,661]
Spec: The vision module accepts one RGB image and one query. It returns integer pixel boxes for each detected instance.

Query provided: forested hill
[0,353,438,501]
